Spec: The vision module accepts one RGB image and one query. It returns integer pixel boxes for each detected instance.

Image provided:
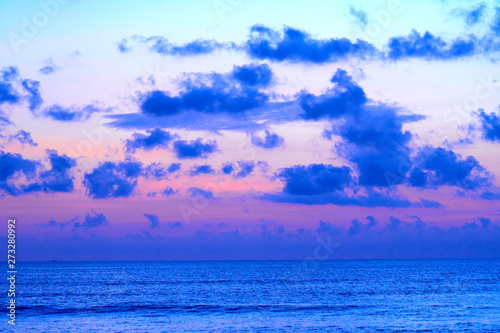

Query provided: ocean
[5,260,500,332]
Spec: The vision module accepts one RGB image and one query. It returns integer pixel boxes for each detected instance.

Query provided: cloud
[299,69,367,120]
[349,5,368,27]
[464,3,486,25]
[338,105,415,187]
[24,150,77,193]
[37,217,78,228]
[173,138,217,159]
[22,79,43,111]
[261,191,443,208]
[409,146,491,190]
[276,164,352,195]
[83,158,142,199]
[0,67,21,105]
[40,104,109,122]
[117,38,132,53]
[106,100,300,132]
[122,36,230,56]
[0,150,77,196]
[38,58,61,75]
[161,186,179,197]
[140,80,268,117]
[246,25,376,63]
[232,63,273,87]
[189,164,215,176]
[125,128,177,153]
[221,163,234,174]
[492,7,500,35]
[143,162,180,180]
[188,187,214,199]
[9,130,37,146]
[0,151,38,193]
[19,215,500,260]
[477,109,500,141]
[387,30,476,60]
[251,130,284,149]
[312,69,420,187]
[37,211,108,231]
[73,211,109,231]
[144,213,160,228]
[234,161,255,179]
[147,186,179,198]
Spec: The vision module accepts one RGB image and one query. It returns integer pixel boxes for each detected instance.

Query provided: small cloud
[188,187,214,199]
[144,213,160,228]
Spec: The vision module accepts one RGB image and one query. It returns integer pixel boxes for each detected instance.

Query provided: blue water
[4,260,500,332]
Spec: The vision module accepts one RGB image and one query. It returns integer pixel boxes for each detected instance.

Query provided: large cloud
[0,149,76,196]
[172,138,217,159]
[276,164,352,195]
[40,104,109,122]
[409,146,491,190]
[125,128,177,153]
[246,25,377,63]
[477,109,500,142]
[83,158,142,199]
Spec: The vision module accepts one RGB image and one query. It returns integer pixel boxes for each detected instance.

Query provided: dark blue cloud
[129,36,228,56]
[10,130,37,146]
[24,150,77,193]
[140,81,268,117]
[251,130,284,149]
[125,128,177,153]
[21,79,43,111]
[0,150,38,184]
[349,5,368,27]
[276,164,352,195]
[222,163,234,174]
[0,67,43,110]
[140,90,182,116]
[173,138,217,159]
[261,191,443,208]
[144,213,160,229]
[0,150,77,196]
[410,147,490,190]
[41,104,107,122]
[167,163,181,173]
[73,211,109,231]
[338,106,413,187]
[246,25,376,63]
[161,186,179,197]
[299,69,367,120]
[189,164,215,176]
[188,187,214,199]
[477,109,500,141]
[37,216,78,228]
[492,7,500,35]
[465,3,486,25]
[83,158,142,199]
[0,67,21,105]
[147,186,179,198]
[309,70,418,187]
[232,63,273,87]
[143,162,180,180]
[234,161,255,179]
[19,216,500,260]
[387,30,476,60]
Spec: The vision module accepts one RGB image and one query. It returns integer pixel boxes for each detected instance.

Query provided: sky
[1,0,500,260]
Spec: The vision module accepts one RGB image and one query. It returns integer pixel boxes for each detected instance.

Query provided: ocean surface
[4,260,500,332]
